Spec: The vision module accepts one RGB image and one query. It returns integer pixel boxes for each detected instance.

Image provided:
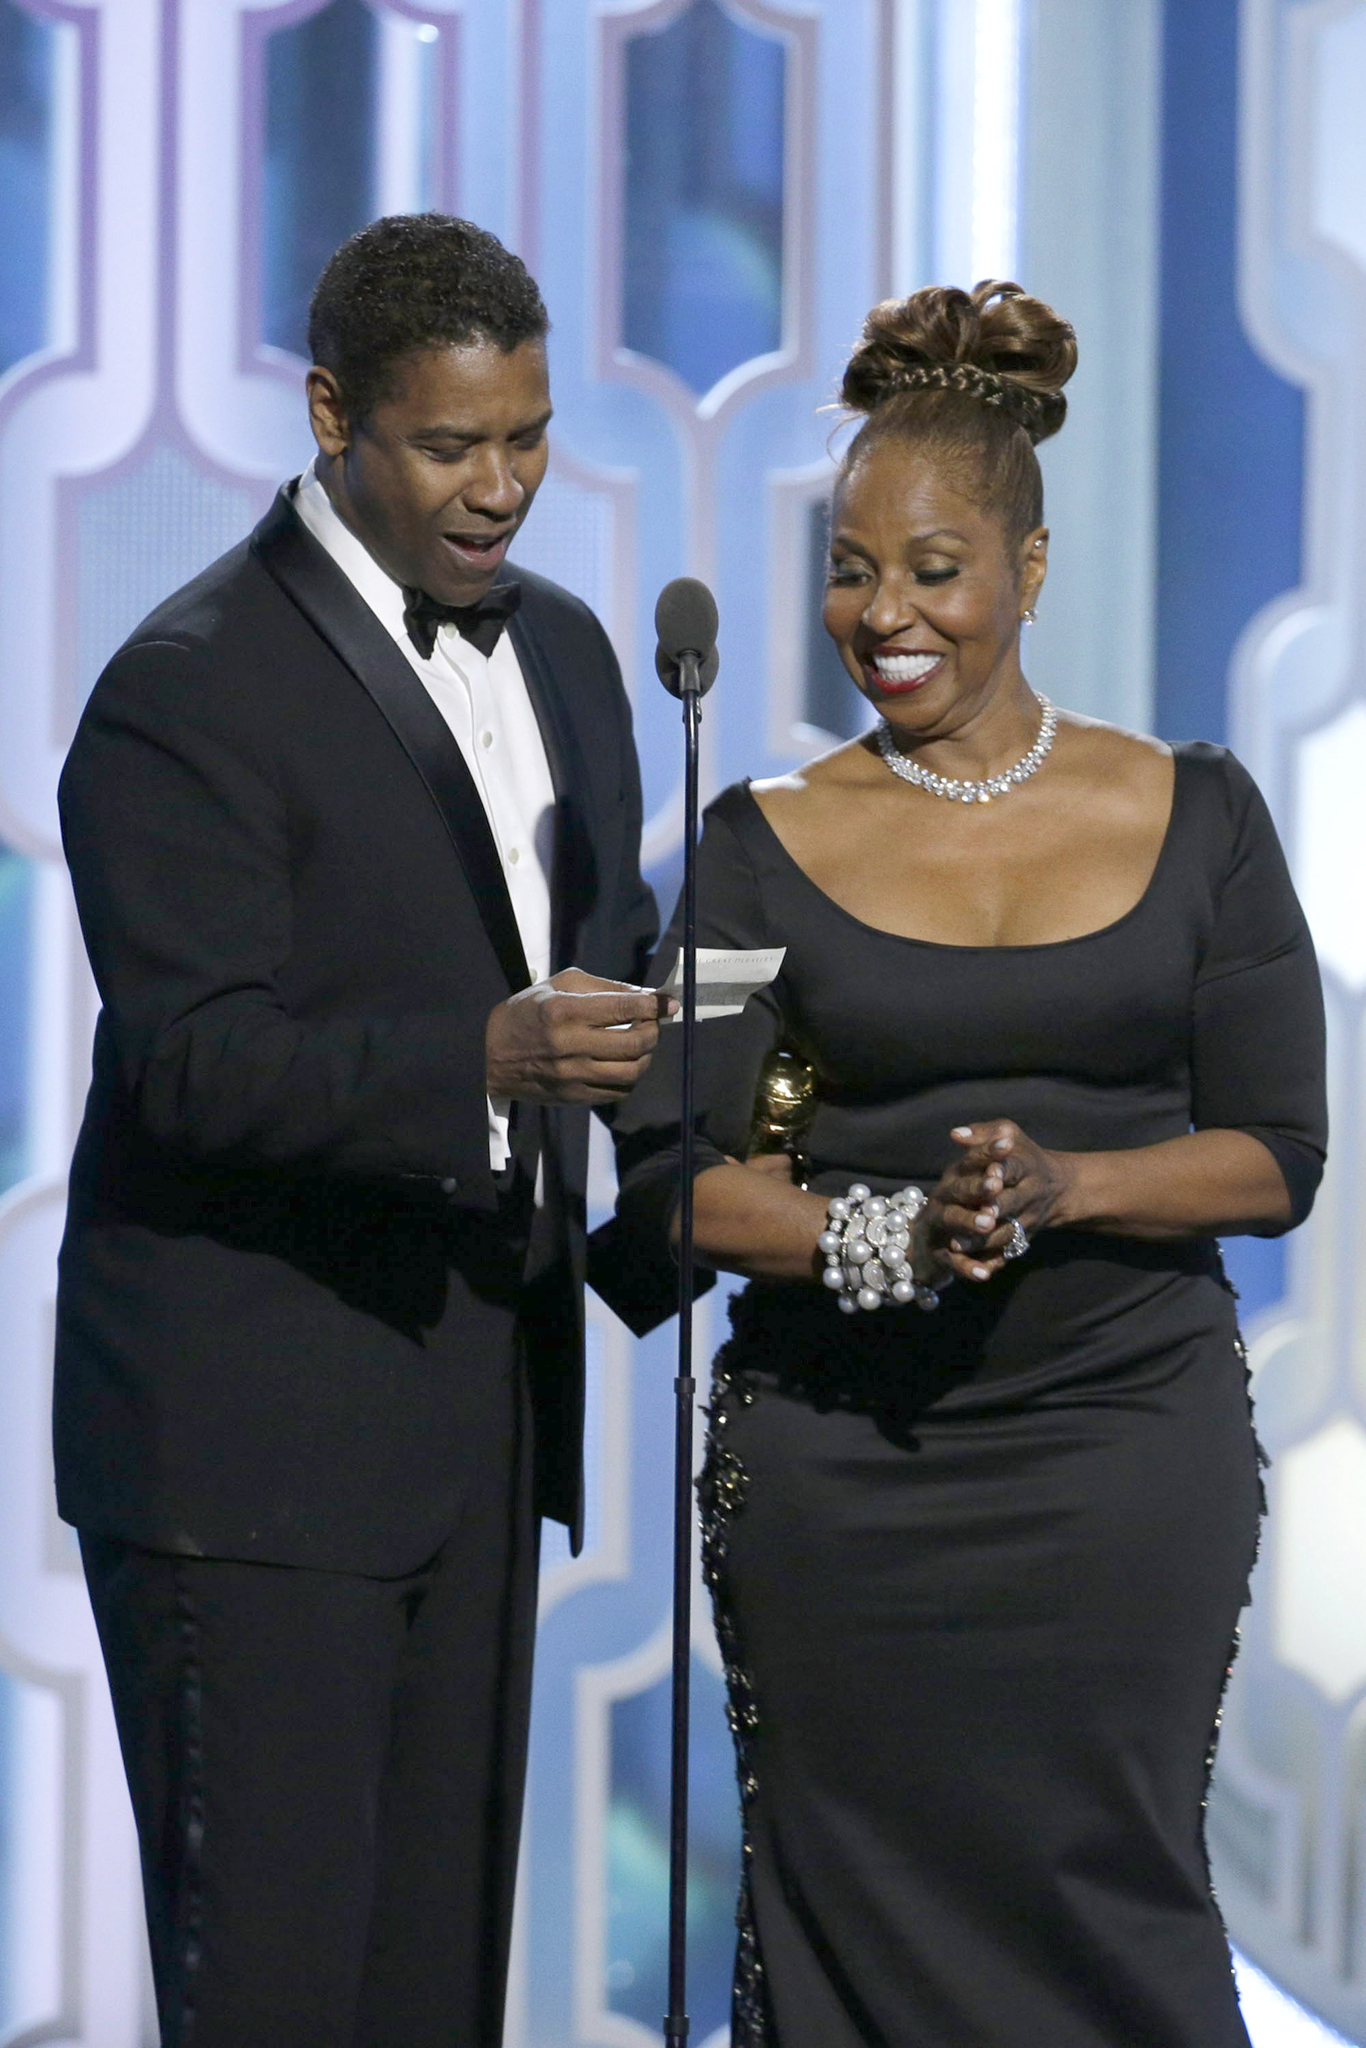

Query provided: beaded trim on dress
[698,1338,772,2046]
[1201,1310,1270,1990]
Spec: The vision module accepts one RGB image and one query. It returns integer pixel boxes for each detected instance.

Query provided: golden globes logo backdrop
[0,1,1358,2043]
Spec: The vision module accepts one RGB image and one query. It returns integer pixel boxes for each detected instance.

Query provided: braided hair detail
[837,280,1077,540]
[872,359,1056,442]
[841,280,1076,445]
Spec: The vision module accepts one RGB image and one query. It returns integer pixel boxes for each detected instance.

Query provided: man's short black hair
[308,213,549,422]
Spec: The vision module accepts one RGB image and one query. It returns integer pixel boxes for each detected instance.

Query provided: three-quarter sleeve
[1189,752,1327,1228]
[609,788,784,1270]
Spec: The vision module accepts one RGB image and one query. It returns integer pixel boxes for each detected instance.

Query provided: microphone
[655,577,720,697]
[653,570,720,2048]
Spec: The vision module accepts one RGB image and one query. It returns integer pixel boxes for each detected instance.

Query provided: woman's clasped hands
[730,1120,1076,1294]
[927,1121,1074,1285]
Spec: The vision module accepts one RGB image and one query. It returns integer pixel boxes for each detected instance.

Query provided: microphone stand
[664,646,703,2048]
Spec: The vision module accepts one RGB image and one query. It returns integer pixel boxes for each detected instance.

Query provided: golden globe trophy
[745,1046,819,1187]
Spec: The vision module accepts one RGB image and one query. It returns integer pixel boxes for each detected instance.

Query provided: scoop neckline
[740,751,1186,956]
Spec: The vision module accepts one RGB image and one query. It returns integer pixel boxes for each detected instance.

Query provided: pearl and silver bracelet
[818,1182,945,1315]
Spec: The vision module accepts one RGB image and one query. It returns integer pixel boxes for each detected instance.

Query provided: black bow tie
[402,581,521,661]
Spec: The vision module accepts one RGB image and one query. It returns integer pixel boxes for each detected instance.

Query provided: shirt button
[507,846,520,865]
[440,1176,459,1195]
[481,729,494,748]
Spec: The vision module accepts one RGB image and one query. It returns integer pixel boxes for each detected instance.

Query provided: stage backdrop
[0,2,1361,2044]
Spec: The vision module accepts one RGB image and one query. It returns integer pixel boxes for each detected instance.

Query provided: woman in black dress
[611,282,1327,2047]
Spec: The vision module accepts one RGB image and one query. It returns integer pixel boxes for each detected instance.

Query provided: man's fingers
[524,1062,653,1103]
[548,968,678,1021]
[550,967,640,994]
[525,1080,638,1106]
[553,1055,656,1091]
[552,1016,661,1060]
[543,988,667,1031]
[603,987,670,1025]
[505,1058,654,1103]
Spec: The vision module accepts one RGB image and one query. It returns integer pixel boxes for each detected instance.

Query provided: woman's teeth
[873,652,940,683]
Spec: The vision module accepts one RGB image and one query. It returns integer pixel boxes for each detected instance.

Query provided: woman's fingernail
[952,1126,973,1139]
[971,1264,990,1281]
[975,1212,994,1231]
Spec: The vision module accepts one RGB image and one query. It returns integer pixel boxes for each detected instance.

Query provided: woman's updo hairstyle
[839,281,1077,544]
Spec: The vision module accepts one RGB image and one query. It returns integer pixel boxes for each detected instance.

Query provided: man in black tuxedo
[56,215,665,2047]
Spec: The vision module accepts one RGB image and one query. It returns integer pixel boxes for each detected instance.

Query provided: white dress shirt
[294,460,555,1172]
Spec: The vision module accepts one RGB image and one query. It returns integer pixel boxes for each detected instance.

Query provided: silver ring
[1002,1217,1029,1261]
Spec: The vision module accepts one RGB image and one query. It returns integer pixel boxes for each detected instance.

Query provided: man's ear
[306,367,350,458]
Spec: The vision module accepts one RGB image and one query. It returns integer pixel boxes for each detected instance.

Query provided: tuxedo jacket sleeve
[61,635,507,1192]
[60,545,654,1199]
[54,494,657,1571]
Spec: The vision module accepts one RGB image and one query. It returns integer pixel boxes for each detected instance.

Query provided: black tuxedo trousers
[82,1351,536,2048]
[56,492,660,2043]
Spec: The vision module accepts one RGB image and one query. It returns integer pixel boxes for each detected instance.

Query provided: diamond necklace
[875,694,1057,805]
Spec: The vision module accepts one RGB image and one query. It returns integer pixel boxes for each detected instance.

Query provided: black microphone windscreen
[654,578,718,660]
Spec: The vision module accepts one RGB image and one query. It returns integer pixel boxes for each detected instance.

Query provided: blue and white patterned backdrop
[0,3,1362,2044]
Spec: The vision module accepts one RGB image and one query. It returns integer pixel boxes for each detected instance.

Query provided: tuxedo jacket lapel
[252,490,532,994]
[508,597,597,975]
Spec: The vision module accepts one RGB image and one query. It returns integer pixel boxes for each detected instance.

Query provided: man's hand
[486,967,674,1105]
